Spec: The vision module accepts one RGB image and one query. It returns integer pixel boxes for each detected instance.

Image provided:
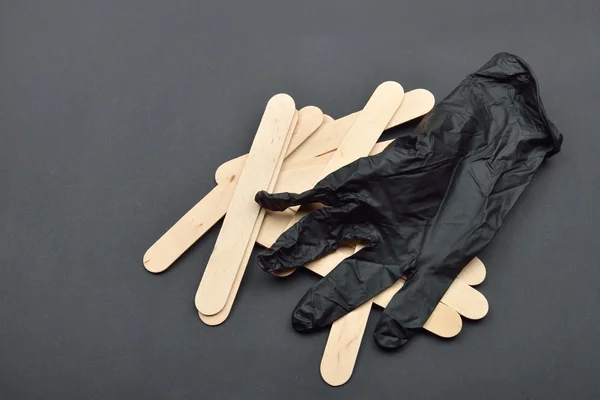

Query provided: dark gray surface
[1,1,599,398]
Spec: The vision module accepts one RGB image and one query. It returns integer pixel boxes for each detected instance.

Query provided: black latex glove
[255,53,563,350]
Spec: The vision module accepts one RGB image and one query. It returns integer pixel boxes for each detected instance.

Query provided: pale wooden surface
[198,206,264,325]
[143,183,237,273]
[288,106,324,154]
[195,94,296,315]
[320,299,372,387]
[320,259,487,387]
[273,81,405,277]
[456,256,487,285]
[213,105,324,183]
[143,105,321,274]
[317,81,405,178]
[214,106,324,181]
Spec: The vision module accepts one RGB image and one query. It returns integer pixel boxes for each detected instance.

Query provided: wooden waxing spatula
[195,94,297,316]
[198,112,303,324]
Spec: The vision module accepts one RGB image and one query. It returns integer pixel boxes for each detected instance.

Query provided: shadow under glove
[255,52,563,350]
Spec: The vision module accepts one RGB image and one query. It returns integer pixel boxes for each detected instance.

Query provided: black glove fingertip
[256,251,278,273]
[291,307,314,332]
[373,314,414,351]
[291,290,319,332]
[254,190,272,207]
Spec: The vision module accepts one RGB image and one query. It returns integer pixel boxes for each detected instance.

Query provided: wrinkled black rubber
[255,53,562,350]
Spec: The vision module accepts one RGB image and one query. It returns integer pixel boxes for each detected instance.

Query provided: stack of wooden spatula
[143,82,489,386]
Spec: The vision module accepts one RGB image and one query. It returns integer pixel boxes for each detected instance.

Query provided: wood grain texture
[195,94,296,315]
[320,300,371,387]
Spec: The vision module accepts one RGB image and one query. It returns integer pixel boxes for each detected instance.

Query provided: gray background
[1,1,599,399]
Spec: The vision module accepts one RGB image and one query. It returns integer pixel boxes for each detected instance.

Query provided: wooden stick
[273,81,405,277]
[320,300,371,387]
[199,113,299,325]
[195,94,297,315]
[143,105,322,273]
[320,260,487,387]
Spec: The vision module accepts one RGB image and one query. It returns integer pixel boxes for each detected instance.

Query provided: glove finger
[257,202,372,274]
[373,311,417,350]
[291,245,416,332]
[373,270,453,350]
[255,187,342,212]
